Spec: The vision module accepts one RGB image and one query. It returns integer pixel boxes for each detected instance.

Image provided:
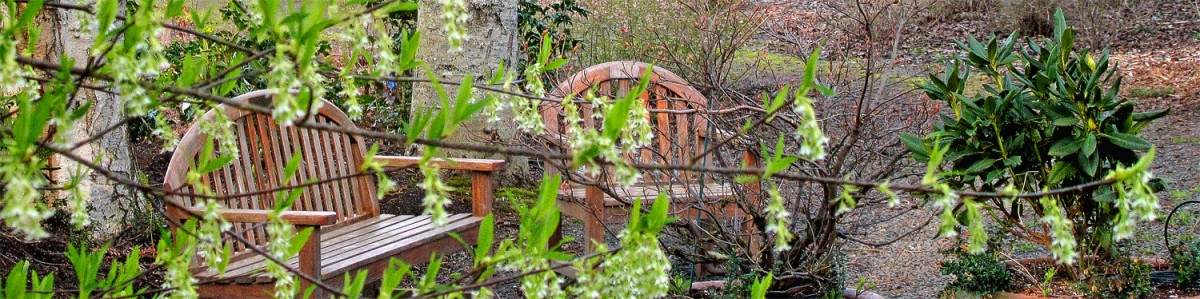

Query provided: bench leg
[583,186,605,252]
[298,226,322,298]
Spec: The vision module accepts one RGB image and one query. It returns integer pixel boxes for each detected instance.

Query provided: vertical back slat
[282,125,312,211]
[298,128,327,212]
[235,119,267,247]
[338,132,364,216]
[332,129,357,219]
[312,122,347,220]
[349,137,377,216]
[674,97,691,182]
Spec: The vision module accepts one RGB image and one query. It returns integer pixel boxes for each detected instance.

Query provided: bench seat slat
[195,214,480,284]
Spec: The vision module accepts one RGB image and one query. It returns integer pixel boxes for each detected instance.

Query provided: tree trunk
[413,0,531,184]
[39,8,142,241]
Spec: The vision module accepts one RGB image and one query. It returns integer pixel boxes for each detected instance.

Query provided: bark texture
[39,9,142,240]
[413,0,531,184]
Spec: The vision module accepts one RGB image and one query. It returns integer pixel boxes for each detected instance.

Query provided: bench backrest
[541,61,710,185]
[162,90,378,253]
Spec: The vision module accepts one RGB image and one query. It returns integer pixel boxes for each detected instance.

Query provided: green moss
[1169,136,1200,144]
[732,49,813,75]
[494,187,539,213]
[1128,87,1174,98]
[1172,210,1195,227]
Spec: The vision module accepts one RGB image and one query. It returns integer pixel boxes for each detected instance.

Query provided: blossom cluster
[439,0,469,51]
[197,112,240,158]
[0,159,53,239]
[417,161,454,226]
[63,165,92,228]
[763,184,794,252]
[156,235,200,299]
[265,211,299,299]
[1039,195,1077,264]
[498,245,566,299]
[265,48,328,126]
[195,199,233,270]
[98,0,172,116]
[792,91,827,161]
[1108,150,1160,241]
[834,184,858,215]
[593,231,672,298]
[514,63,550,134]
[559,92,653,186]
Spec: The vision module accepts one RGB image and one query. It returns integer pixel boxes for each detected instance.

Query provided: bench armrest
[373,155,506,172]
[373,155,503,217]
[171,208,338,226]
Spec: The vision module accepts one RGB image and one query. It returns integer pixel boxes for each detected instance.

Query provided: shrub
[517,0,588,68]
[1083,259,1153,298]
[1172,237,1200,286]
[904,9,1167,261]
[940,247,1012,295]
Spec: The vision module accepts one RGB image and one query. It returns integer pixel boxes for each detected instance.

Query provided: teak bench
[541,61,760,252]
[162,90,505,298]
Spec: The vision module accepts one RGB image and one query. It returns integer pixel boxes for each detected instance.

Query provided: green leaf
[1047,161,1075,186]
[1102,133,1151,151]
[166,0,185,18]
[6,262,29,299]
[750,273,773,299]
[386,1,419,12]
[288,227,314,255]
[1053,9,1068,40]
[1048,137,1083,156]
[377,259,410,299]
[537,34,553,65]
[964,158,998,174]
[474,214,494,264]
[1079,151,1099,177]
[95,0,118,36]
[1082,134,1097,155]
[543,58,567,72]
[645,193,674,234]
[342,270,368,299]
[1052,116,1079,126]
[1132,108,1169,122]
[14,0,44,31]
[734,175,760,184]
[899,133,930,161]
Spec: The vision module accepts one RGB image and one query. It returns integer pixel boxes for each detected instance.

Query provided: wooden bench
[540,61,760,252]
[162,90,505,298]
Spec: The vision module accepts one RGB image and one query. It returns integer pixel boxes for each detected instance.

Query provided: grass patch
[1170,186,1200,202]
[1128,87,1174,98]
[733,49,813,75]
[1173,210,1196,227]
[1169,136,1200,144]
[494,187,539,213]
[1015,242,1038,252]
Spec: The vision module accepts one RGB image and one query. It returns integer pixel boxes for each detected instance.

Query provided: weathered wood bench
[162,90,505,298]
[540,61,760,252]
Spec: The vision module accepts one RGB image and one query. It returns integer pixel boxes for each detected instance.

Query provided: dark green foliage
[904,9,1167,256]
[1083,259,1153,299]
[0,261,54,299]
[939,249,1012,295]
[1171,238,1200,286]
[517,0,588,67]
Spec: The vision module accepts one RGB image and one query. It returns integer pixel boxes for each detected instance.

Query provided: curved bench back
[162,90,378,253]
[542,61,710,184]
